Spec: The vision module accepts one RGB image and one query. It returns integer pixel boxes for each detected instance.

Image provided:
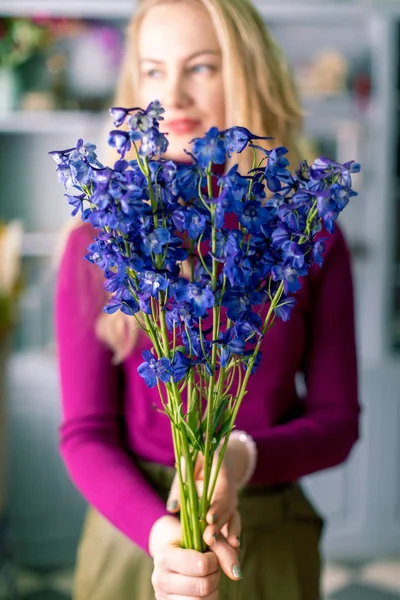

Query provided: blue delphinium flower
[186,208,208,241]
[49,147,74,165]
[70,139,103,168]
[174,163,201,202]
[49,139,102,188]
[138,350,172,388]
[265,147,292,192]
[241,349,262,374]
[313,240,325,266]
[215,328,245,367]
[223,127,254,155]
[104,289,140,316]
[182,327,212,361]
[141,227,171,256]
[274,296,296,322]
[191,127,226,167]
[108,101,168,159]
[235,310,262,341]
[234,199,268,234]
[222,230,244,259]
[150,160,178,206]
[173,206,208,241]
[145,99,165,121]
[139,270,168,297]
[127,100,165,132]
[271,223,291,250]
[110,107,132,127]
[218,165,248,205]
[108,130,132,158]
[65,192,85,217]
[165,301,194,331]
[175,282,214,317]
[222,288,262,321]
[171,351,192,382]
[139,129,169,158]
[310,156,360,182]
[223,126,273,156]
[103,262,130,294]
[277,204,305,232]
[128,111,153,133]
[281,241,306,270]
[271,263,306,294]
[316,190,340,233]
[70,158,95,186]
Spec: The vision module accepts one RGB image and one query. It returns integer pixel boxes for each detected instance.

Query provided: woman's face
[138,1,226,162]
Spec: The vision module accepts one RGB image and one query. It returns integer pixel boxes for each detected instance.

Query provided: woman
[56,1,360,599]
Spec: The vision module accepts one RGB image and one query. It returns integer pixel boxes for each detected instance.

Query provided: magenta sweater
[56,221,359,553]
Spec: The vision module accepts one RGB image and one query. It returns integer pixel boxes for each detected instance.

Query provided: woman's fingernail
[167,499,178,511]
[213,533,218,543]
[232,564,243,579]
[236,535,241,546]
[211,513,218,524]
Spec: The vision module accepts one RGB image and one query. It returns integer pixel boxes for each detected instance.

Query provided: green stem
[159,293,170,359]
[199,165,219,532]
[247,146,258,199]
[158,292,201,550]
[207,281,284,502]
[171,382,203,551]
[170,421,192,549]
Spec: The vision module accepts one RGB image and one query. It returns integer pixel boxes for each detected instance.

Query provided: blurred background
[0,0,399,599]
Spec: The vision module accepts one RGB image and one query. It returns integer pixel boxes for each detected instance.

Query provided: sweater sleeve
[251,226,360,484]
[56,224,169,554]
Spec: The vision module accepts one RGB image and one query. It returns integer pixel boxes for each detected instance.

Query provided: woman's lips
[165,119,201,135]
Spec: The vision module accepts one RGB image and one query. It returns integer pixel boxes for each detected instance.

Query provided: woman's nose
[162,74,192,110]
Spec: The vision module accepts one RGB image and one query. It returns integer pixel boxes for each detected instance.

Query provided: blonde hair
[76,0,306,361]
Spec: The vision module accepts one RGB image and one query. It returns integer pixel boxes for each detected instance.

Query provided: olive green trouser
[74,462,324,600]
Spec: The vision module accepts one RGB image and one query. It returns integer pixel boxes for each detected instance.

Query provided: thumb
[167,471,181,513]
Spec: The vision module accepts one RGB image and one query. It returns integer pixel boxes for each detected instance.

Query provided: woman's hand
[149,514,242,599]
[166,439,250,549]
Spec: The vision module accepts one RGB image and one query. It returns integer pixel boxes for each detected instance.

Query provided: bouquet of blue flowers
[50,100,359,552]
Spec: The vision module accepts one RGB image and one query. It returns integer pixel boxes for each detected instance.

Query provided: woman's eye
[190,64,216,74]
[145,68,163,79]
